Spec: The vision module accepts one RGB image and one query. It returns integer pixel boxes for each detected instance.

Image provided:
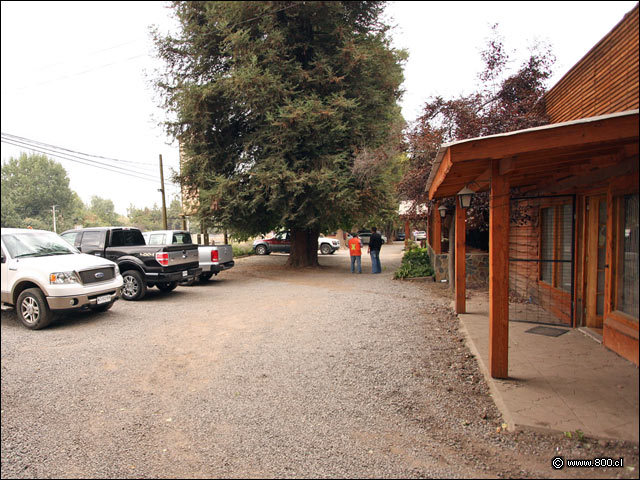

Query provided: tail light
[155,252,169,266]
[211,250,219,262]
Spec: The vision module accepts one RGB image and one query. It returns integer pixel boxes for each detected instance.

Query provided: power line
[1,135,158,179]
[2,132,157,166]
[1,137,179,188]
[29,38,147,75]
[0,54,148,94]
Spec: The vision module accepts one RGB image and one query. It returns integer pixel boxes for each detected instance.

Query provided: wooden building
[425,4,639,377]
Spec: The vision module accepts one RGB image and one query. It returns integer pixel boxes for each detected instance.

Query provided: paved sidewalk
[458,295,639,444]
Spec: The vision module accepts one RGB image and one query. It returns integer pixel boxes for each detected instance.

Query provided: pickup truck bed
[142,230,234,283]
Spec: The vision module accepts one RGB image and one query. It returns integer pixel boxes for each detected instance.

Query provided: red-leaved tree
[399,25,555,231]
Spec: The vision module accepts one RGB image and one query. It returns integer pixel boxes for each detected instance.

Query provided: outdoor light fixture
[457,186,474,209]
[438,204,448,218]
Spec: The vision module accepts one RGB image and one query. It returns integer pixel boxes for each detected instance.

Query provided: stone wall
[426,242,488,287]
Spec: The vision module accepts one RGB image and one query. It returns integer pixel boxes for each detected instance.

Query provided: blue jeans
[350,255,362,273]
[370,250,381,273]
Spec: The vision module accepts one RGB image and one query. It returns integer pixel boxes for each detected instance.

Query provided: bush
[394,247,434,279]
[232,244,255,257]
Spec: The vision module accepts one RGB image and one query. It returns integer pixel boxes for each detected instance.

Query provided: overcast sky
[1,1,637,215]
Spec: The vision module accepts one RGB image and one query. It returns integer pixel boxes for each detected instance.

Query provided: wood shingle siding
[545,5,639,123]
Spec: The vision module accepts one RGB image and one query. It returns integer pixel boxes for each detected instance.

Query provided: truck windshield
[2,232,79,258]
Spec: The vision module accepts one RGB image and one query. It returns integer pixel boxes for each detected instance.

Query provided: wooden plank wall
[545,5,639,123]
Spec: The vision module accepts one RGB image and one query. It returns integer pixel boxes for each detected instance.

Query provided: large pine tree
[153,1,405,266]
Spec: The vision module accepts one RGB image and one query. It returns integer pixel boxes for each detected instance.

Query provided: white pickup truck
[142,230,234,283]
[1,228,123,329]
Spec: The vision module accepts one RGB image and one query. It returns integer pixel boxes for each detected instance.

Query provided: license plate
[182,270,188,277]
[96,295,111,305]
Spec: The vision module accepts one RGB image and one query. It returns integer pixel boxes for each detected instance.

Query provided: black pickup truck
[60,227,200,301]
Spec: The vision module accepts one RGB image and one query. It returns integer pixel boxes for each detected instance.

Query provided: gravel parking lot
[2,243,638,478]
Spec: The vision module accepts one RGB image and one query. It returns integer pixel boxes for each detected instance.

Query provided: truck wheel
[255,245,268,255]
[320,243,332,255]
[121,270,146,301]
[199,273,214,283]
[17,288,56,330]
[156,281,178,293]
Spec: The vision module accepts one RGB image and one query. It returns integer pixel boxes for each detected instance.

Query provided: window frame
[538,202,573,293]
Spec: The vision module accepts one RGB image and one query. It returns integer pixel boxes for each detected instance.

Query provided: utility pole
[52,205,58,233]
[159,154,168,230]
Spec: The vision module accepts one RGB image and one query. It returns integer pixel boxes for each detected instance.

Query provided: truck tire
[17,288,56,330]
[320,243,332,255]
[199,273,214,283]
[156,281,178,293]
[255,245,268,255]
[121,270,146,301]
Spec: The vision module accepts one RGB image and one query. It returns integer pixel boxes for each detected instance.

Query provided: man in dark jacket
[367,227,383,274]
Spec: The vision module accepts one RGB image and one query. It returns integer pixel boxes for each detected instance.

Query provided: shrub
[232,244,254,257]
[394,247,434,279]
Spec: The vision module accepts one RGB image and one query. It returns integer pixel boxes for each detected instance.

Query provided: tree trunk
[286,228,320,267]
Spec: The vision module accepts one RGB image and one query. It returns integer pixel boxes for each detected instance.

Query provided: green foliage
[153,1,406,241]
[394,246,434,279]
[127,196,183,231]
[82,196,123,227]
[1,153,83,231]
[231,243,255,258]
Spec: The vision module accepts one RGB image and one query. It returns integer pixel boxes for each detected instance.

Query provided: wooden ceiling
[427,111,639,199]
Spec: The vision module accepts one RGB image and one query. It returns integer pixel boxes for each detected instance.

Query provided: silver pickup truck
[142,230,234,283]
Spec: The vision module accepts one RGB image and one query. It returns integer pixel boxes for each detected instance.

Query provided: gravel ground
[1,243,638,479]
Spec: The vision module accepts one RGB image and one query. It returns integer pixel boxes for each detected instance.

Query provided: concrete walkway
[458,294,639,444]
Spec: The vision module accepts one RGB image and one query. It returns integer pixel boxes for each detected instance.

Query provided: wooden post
[455,204,466,314]
[489,159,510,379]
[404,220,410,249]
[433,202,442,254]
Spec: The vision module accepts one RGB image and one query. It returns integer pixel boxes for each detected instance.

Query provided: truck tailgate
[214,245,233,263]
[163,245,199,268]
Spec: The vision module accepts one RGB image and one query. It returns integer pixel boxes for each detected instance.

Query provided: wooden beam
[450,113,639,164]
[537,155,639,194]
[489,159,510,379]
[428,149,453,200]
[455,204,466,314]
[433,201,442,254]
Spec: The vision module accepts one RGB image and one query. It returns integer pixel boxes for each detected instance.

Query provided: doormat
[525,326,569,337]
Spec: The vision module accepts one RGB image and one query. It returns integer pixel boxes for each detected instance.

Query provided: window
[616,193,639,319]
[60,232,78,246]
[148,234,166,245]
[540,204,573,292]
[110,229,145,247]
[172,233,192,244]
[80,231,102,249]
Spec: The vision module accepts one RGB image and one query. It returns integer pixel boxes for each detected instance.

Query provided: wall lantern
[457,186,474,209]
[438,204,448,218]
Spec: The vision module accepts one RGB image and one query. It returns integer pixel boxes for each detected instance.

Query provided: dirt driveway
[1,243,638,478]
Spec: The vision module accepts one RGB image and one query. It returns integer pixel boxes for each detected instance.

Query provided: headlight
[50,271,79,284]
[114,265,120,276]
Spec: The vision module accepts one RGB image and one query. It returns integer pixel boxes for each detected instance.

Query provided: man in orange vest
[348,233,362,274]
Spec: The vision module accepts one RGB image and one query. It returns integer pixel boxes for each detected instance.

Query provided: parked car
[396,231,406,241]
[142,230,234,283]
[413,230,427,241]
[353,232,387,245]
[1,228,123,329]
[252,232,340,255]
[60,227,200,301]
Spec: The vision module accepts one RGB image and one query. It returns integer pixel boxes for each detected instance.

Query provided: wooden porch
[426,110,639,378]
